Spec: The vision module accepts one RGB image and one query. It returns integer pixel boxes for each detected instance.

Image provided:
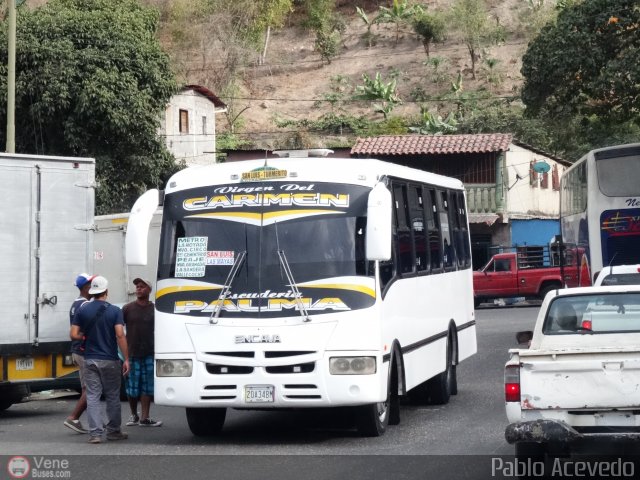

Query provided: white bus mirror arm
[126,189,159,266]
[366,182,393,262]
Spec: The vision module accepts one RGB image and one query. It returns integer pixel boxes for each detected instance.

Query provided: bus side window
[426,189,442,270]
[456,191,471,268]
[439,190,455,269]
[393,183,414,275]
[409,185,428,273]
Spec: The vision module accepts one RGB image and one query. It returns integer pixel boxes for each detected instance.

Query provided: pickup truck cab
[594,264,640,287]
[504,285,640,457]
[473,252,581,307]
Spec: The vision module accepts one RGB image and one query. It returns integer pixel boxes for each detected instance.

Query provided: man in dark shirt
[63,273,95,434]
[71,276,130,444]
[124,278,162,427]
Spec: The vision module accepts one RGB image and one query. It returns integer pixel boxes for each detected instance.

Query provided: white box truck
[93,210,161,305]
[0,153,95,410]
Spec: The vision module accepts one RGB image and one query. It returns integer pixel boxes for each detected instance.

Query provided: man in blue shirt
[63,273,95,434]
[71,276,130,444]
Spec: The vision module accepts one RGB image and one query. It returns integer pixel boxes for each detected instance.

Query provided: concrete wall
[505,144,565,219]
[160,89,218,166]
[510,219,560,248]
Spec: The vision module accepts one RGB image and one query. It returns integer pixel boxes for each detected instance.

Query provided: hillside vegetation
[145,0,582,154]
[18,0,640,164]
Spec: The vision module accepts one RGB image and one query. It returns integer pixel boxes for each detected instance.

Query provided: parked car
[504,285,640,462]
[594,264,640,287]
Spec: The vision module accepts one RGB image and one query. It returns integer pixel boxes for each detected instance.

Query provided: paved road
[0,305,540,478]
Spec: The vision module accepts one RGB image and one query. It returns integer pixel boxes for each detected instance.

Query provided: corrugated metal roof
[351,134,513,156]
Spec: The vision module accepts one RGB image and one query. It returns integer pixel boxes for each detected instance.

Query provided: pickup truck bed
[505,286,640,452]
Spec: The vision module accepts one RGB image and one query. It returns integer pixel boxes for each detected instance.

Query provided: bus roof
[165,157,465,193]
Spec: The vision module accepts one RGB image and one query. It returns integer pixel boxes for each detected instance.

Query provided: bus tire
[0,399,14,411]
[186,407,226,436]
[449,330,458,396]
[426,340,453,405]
[355,364,393,436]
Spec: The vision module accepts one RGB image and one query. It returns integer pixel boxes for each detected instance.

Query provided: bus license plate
[244,385,274,403]
[16,357,34,371]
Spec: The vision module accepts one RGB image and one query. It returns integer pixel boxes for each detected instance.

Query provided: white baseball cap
[88,276,109,295]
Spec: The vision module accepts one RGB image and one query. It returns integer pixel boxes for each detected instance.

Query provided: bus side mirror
[126,189,159,266]
[366,182,392,261]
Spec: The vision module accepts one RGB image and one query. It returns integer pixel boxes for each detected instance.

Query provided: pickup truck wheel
[515,442,548,478]
[538,284,560,301]
[186,407,227,436]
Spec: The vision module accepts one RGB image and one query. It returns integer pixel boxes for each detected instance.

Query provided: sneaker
[125,414,139,426]
[106,431,128,441]
[64,418,88,434]
[139,418,163,427]
[88,436,102,444]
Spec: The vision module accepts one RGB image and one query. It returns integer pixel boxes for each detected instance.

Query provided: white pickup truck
[504,285,640,457]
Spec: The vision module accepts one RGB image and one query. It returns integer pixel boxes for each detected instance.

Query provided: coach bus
[560,143,640,284]
[125,150,477,437]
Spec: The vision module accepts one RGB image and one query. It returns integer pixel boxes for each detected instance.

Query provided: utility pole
[6,0,16,153]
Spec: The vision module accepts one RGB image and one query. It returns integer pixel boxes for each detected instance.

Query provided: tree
[412,10,445,57]
[0,0,179,214]
[448,0,503,80]
[521,0,640,126]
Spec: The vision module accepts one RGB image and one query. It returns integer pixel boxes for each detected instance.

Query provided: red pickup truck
[473,252,589,307]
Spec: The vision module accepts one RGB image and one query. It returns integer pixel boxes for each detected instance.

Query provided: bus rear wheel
[186,407,227,436]
[426,340,454,405]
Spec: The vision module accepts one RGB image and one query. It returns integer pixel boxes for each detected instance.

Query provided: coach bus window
[394,183,414,275]
[595,150,640,197]
[426,189,442,271]
[409,186,428,273]
[439,191,454,269]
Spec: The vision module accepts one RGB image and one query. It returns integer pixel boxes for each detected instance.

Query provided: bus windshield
[156,181,375,318]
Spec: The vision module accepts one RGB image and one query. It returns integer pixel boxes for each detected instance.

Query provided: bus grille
[266,362,315,374]
[206,364,253,374]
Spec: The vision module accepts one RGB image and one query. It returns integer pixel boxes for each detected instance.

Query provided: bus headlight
[329,357,376,375]
[156,359,193,377]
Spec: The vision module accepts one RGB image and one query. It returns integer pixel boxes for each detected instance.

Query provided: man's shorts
[125,356,154,397]
[72,353,86,388]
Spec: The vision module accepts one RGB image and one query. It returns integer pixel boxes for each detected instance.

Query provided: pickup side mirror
[126,189,159,266]
[366,182,392,261]
[516,330,533,346]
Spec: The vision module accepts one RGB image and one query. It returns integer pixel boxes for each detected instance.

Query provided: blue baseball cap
[74,273,96,289]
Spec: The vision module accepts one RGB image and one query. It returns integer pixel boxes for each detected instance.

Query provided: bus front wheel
[186,407,227,436]
[355,363,396,436]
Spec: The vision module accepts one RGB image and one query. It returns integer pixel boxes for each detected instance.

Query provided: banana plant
[353,72,402,119]
[377,0,422,46]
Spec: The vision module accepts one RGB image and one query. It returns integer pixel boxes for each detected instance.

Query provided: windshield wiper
[210,250,247,324]
[277,249,310,323]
